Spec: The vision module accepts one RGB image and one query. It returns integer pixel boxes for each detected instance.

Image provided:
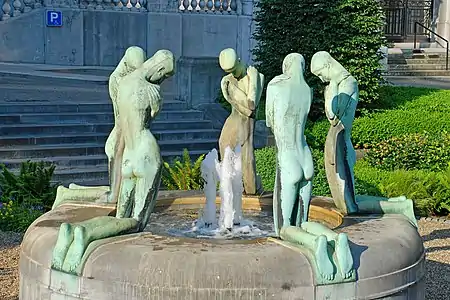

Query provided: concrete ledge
[19,192,426,299]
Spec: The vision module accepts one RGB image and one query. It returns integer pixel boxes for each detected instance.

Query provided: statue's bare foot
[315,235,334,281]
[51,223,74,270]
[402,199,418,228]
[62,225,88,274]
[335,233,354,279]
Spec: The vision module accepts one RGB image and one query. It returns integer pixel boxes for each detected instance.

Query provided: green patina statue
[50,48,175,275]
[218,48,264,195]
[266,53,314,234]
[311,51,417,227]
[311,51,359,215]
[266,53,355,284]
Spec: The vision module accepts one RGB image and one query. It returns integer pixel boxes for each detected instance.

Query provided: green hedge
[366,132,450,172]
[306,86,450,149]
[255,147,450,217]
[255,147,329,196]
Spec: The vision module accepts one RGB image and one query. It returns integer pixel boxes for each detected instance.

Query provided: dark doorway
[382,0,434,42]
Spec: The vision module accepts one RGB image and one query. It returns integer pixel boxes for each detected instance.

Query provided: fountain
[18,48,425,300]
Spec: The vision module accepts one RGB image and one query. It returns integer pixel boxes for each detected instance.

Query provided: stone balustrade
[1,0,42,20]
[179,0,240,13]
[79,0,147,11]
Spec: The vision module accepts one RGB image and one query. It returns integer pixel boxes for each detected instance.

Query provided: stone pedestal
[19,193,425,300]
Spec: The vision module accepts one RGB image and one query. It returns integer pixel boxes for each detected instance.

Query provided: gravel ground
[0,219,449,300]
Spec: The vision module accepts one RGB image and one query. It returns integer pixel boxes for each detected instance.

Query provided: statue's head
[143,49,175,84]
[282,53,305,77]
[219,48,245,78]
[311,51,335,83]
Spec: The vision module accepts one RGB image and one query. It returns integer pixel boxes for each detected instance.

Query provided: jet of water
[200,149,219,227]
[232,145,243,225]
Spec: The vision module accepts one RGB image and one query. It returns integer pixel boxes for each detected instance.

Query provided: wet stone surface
[144,209,275,240]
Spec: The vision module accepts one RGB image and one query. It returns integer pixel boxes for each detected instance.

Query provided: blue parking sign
[46,10,62,27]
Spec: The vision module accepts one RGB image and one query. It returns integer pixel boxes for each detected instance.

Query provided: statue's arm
[145,83,163,118]
[324,82,338,121]
[246,66,264,110]
[265,82,277,130]
[221,77,253,117]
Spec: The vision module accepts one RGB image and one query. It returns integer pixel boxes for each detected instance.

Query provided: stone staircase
[386,48,450,77]
[0,76,220,186]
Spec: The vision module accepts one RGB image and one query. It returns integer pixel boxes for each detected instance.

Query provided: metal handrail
[414,22,449,70]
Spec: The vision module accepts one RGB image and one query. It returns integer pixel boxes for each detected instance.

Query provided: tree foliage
[253,0,387,119]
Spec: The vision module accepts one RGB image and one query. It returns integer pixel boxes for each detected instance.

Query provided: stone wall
[0,3,256,109]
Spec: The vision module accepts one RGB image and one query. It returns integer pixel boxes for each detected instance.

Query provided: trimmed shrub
[253,0,387,119]
[366,132,450,172]
[254,147,330,196]
[352,88,450,148]
[306,87,450,149]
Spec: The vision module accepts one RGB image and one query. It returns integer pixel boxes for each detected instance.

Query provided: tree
[253,0,387,119]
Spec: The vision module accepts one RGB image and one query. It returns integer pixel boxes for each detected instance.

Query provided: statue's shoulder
[268,75,289,87]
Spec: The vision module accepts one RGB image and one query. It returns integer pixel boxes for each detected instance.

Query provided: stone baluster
[95,0,103,9]
[34,0,42,8]
[12,0,22,15]
[178,0,184,11]
[79,0,87,9]
[102,0,111,9]
[129,0,137,10]
[112,0,119,10]
[205,0,212,11]
[138,0,146,12]
[23,0,32,12]
[70,0,79,8]
[120,0,127,10]
[198,0,204,11]
[86,0,95,9]
[2,0,11,20]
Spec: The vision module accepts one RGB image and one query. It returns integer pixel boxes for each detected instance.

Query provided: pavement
[385,76,450,89]
[0,62,112,83]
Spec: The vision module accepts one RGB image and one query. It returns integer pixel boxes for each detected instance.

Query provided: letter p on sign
[46,10,62,27]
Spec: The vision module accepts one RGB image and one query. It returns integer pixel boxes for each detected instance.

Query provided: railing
[79,0,147,11]
[179,0,239,13]
[1,0,42,21]
[414,22,449,70]
[0,0,147,19]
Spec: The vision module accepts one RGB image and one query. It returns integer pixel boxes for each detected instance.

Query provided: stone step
[0,110,204,124]
[0,119,213,136]
[0,71,108,87]
[3,149,209,185]
[388,52,449,59]
[0,139,218,159]
[388,64,449,71]
[0,129,220,147]
[388,58,448,65]
[1,146,211,171]
[0,101,186,114]
[385,69,450,76]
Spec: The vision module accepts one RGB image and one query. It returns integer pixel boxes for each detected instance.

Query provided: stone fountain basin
[19,191,425,300]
